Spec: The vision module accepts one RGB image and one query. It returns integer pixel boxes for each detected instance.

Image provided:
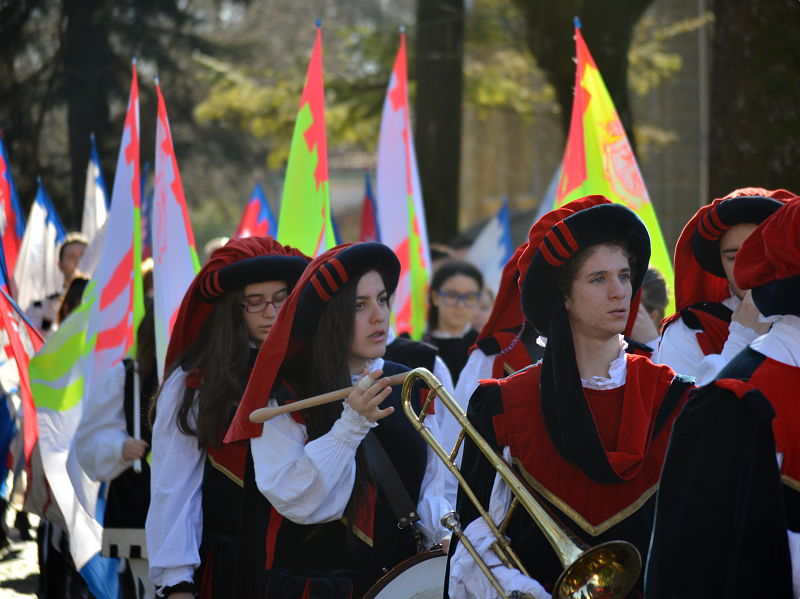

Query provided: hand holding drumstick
[249,371,409,424]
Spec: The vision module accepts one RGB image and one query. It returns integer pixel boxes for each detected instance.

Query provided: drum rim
[363,548,447,599]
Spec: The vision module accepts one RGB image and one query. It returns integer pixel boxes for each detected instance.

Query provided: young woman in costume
[226,241,451,598]
[655,188,791,384]
[647,196,800,598]
[145,236,308,599]
[424,260,484,385]
[448,197,693,597]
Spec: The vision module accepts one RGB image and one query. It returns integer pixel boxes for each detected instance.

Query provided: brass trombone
[401,367,641,599]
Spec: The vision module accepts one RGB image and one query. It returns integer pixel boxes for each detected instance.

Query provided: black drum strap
[362,430,423,547]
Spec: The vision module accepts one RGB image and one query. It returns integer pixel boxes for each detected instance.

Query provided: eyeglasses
[241,288,289,313]
[436,290,479,308]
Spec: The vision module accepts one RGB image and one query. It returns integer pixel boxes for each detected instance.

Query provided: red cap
[670,188,790,314]
[165,236,308,374]
[473,242,527,347]
[735,197,800,290]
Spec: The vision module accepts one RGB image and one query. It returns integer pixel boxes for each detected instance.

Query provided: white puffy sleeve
[692,321,760,385]
[146,369,204,588]
[414,402,454,548]
[251,401,375,524]
[653,317,706,376]
[75,362,131,482]
[449,447,550,599]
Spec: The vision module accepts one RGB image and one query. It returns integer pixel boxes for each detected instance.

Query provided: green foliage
[463,0,555,120]
[629,12,714,97]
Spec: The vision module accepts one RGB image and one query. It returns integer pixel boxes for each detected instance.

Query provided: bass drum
[363,549,447,599]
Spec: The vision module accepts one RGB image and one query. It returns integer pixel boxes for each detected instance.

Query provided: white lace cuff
[329,403,377,448]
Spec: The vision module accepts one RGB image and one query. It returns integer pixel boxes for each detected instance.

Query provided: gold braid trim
[782,474,800,493]
[511,457,657,537]
[207,454,244,488]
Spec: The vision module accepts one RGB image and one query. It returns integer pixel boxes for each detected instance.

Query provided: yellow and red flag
[276,23,336,257]
[557,21,674,311]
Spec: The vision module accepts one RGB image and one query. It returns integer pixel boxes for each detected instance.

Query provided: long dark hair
[150,290,252,448]
[427,260,483,331]
[280,268,391,536]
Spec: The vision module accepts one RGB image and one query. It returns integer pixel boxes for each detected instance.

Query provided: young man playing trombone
[448,196,693,598]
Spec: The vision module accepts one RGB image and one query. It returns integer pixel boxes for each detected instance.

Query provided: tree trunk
[62,0,115,229]
[512,0,654,148]
[414,0,465,244]
[709,0,800,200]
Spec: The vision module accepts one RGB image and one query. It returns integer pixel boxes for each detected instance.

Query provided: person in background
[56,276,89,325]
[424,261,483,385]
[202,236,230,264]
[27,232,88,336]
[647,196,800,598]
[655,189,791,383]
[430,243,455,274]
[76,296,157,598]
[471,287,495,334]
[640,267,669,330]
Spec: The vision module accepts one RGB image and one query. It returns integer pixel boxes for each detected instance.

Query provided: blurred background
[1,0,799,253]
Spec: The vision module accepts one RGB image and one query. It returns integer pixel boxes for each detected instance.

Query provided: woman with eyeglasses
[424,260,484,385]
[146,237,308,599]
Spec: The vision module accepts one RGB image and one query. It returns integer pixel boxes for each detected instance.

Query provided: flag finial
[573,16,582,29]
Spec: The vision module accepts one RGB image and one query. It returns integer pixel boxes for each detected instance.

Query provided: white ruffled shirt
[449,340,630,598]
[250,357,452,548]
[146,369,204,589]
[654,294,760,385]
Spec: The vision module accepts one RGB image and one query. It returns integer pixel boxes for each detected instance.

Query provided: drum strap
[363,431,422,547]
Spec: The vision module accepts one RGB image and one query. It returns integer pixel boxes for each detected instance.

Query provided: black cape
[645,348,794,598]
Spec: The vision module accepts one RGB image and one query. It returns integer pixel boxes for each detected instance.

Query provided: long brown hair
[150,290,252,448]
[281,268,391,534]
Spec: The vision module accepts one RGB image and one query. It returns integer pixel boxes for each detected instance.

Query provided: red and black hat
[226,242,400,443]
[671,188,790,313]
[165,236,309,374]
[691,193,784,278]
[734,196,800,317]
[518,196,650,336]
[472,242,527,349]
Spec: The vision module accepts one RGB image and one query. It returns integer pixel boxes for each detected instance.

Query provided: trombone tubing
[400,367,585,569]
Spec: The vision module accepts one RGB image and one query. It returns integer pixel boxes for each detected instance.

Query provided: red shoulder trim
[713,378,757,399]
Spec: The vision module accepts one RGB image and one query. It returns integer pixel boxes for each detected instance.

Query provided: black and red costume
[647,195,800,598]
[447,196,692,597]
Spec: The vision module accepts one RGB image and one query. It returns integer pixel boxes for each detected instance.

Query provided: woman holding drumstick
[226,241,452,598]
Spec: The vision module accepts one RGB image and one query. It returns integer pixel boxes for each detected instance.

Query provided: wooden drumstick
[249,371,409,423]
